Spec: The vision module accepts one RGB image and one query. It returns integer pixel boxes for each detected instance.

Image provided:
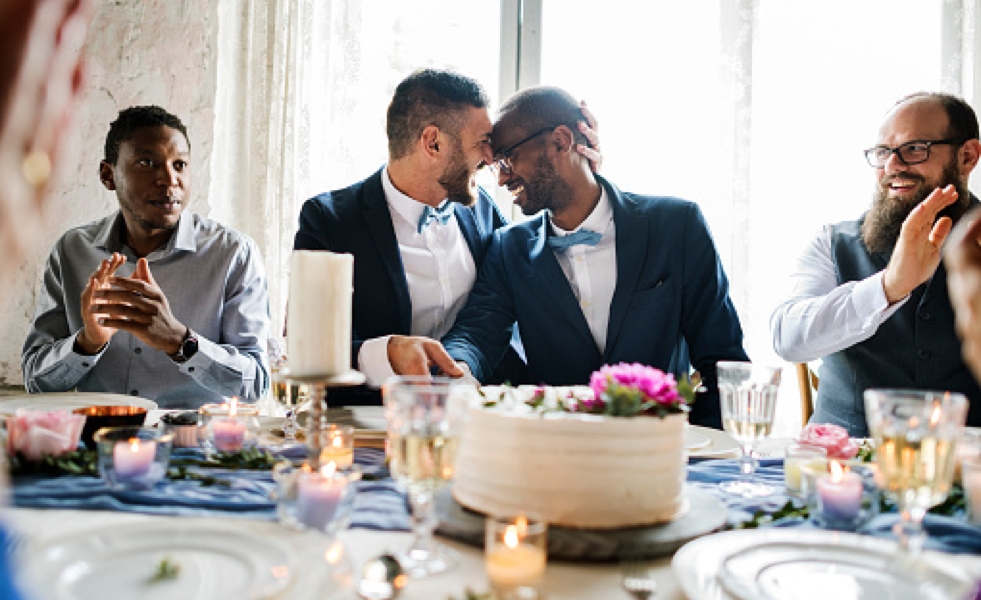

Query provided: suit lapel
[526,214,598,349]
[454,203,481,263]
[604,178,648,356]
[361,171,412,332]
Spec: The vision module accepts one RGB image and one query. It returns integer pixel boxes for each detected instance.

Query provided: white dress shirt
[358,167,477,386]
[550,187,617,352]
[769,224,909,363]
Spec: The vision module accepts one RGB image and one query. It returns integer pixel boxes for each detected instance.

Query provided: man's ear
[549,125,576,155]
[421,125,441,158]
[99,160,115,190]
[960,139,981,177]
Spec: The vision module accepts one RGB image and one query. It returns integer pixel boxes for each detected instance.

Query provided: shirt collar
[549,185,612,236]
[92,210,196,257]
[382,166,450,229]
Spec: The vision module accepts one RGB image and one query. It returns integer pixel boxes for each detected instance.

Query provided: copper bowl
[72,405,148,449]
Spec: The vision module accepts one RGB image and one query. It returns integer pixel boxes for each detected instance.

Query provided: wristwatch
[170,329,199,363]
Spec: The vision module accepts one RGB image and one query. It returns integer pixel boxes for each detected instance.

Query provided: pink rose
[6,409,86,461]
[797,423,859,460]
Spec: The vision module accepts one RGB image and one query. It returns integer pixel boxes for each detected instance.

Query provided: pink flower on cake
[583,362,696,417]
[6,409,85,461]
[797,423,859,460]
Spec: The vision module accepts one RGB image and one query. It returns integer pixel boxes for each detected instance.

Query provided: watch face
[183,336,199,359]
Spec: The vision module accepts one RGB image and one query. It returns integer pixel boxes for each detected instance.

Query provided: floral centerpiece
[797,423,859,460]
[6,409,85,461]
[579,362,697,418]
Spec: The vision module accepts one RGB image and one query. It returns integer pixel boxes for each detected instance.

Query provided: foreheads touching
[104,105,190,165]
[493,86,589,156]
[386,68,490,160]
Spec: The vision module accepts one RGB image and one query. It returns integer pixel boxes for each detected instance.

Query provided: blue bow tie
[417,202,456,234]
[547,228,602,252]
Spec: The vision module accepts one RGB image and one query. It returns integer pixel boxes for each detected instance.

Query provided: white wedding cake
[452,385,689,529]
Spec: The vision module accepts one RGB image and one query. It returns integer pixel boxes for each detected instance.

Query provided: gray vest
[814,217,981,436]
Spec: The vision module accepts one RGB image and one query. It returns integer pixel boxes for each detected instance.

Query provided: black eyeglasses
[863,138,963,168]
[488,127,556,175]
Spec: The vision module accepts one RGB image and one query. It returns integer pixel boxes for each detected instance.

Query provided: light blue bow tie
[417,202,456,234]
[547,228,602,252]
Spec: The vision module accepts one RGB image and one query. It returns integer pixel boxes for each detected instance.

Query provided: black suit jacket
[294,167,523,404]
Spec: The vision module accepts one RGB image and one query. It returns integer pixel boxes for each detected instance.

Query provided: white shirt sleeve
[769,225,909,362]
[358,335,396,388]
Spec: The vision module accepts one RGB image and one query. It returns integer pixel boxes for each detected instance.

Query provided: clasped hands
[75,252,186,357]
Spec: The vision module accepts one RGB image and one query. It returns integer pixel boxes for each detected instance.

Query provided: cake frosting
[452,386,688,529]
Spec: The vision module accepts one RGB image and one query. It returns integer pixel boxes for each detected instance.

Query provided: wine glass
[717,361,781,497]
[268,337,303,444]
[864,388,967,554]
[383,376,476,579]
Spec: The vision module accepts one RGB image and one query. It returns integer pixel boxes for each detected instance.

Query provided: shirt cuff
[858,272,907,325]
[359,336,396,388]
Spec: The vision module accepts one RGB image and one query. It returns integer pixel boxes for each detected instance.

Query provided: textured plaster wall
[0,0,220,385]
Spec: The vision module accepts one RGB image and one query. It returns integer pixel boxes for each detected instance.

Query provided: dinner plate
[719,540,974,600]
[685,428,712,451]
[672,528,977,600]
[0,392,157,415]
[688,426,740,458]
[23,521,294,600]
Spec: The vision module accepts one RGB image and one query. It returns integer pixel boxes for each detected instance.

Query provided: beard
[517,154,574,217]
[438,140,478,207]
[861,159,971,254]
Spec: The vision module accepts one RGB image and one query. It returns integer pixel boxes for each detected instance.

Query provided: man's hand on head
[388,335,465,378]
[882,184,958,304]
[95,258,187,355]
[576,100,602,173]
[943,205,981,382]
[75,252,125,355]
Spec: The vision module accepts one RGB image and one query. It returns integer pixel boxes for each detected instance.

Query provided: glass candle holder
[319,423,354,470]
[784,443,827,496]
[961,457,981,524]
[804,460,879,530]
[485,514,547,600]
[93,426,174,490]
[273,461,361,538]
[199,400,260,455]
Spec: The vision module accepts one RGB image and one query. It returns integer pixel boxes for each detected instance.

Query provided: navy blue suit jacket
[442,176,749,428]
[294,167,521,404]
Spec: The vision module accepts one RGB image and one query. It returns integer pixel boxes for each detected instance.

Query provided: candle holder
[319,423,354,470]
[272,461,362,538]
[485,513,547,600]
[962,456,981,524]
[783,443,827,497]
[803,460,879,530]
[199,400,261,455]
[93,426,174,490]
[287,370,365,471]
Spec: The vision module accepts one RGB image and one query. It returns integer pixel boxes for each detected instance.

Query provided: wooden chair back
[795,363,819,428]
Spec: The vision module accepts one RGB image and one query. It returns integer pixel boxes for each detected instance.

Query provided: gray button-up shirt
[22,211,270,409]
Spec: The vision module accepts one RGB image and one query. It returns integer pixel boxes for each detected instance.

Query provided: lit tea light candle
[296,463,347,530]
[113,437,155,479]
[784,443,827,494]
[319,425,354,470]
[485,516,547,595]
[212,397,247,453]
[817,460,863,522]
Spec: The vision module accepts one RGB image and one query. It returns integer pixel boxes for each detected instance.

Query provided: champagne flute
[864,389,967,554]
[383,376,476,579]
[717,361,781,497]
[268,337,303,443]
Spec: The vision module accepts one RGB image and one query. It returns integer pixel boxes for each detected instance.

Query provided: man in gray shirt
[23,106,270,409]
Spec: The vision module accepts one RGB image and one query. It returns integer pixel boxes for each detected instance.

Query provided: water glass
[717,361,781,497]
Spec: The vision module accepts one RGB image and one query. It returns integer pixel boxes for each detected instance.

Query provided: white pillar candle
[288,251,353,378]
[113,438,156,479]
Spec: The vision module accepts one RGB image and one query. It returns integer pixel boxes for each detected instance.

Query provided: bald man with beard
[771,92,981,436]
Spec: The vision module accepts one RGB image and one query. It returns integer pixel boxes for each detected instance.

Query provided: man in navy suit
[293,70,598,404]
[396,86,748,428]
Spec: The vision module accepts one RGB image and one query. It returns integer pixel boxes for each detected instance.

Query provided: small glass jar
[93,426,174,490]
[783,443,827,496]
[319,423,354,470]
[485,513,547,600]
[804,460,879,530]
[272,461,361,538]
[198,400,261,455]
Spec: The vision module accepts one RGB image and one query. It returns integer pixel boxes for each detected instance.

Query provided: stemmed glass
[864,389,967,554]
[383,376,476,579]
[268,337,303,445]
[717,361,781,497]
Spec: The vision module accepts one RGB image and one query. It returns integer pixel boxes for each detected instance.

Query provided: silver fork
[621,559,657,599]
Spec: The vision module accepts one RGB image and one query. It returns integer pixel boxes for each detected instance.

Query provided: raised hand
[388,335,465,378]
[882,185,958,304]
[98,258,187,355]
[944,206,981,382]
[75,252,125,354]
[576,100,602,173]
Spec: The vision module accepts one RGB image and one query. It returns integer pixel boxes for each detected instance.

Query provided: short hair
[104,105,190,164]
[497,86,588,147]
[896,92,980,141]
[386,69,489,159]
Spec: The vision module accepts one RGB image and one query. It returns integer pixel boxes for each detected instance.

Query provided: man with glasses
[293,69,599,404]
[771,92,981,436]
[391,85,748,429]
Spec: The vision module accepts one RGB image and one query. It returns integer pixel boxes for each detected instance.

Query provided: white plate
[672,529,977,600]
[688,426,740,458]
[685,428,712,451]
[23,521,293,600]
[0,392,157,415]
[719,540,974,600]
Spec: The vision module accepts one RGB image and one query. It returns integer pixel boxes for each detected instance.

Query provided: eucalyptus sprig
[168,447,280,471]
[8,450,98,477]
[736,500,810,529]
[148,557,181,584]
